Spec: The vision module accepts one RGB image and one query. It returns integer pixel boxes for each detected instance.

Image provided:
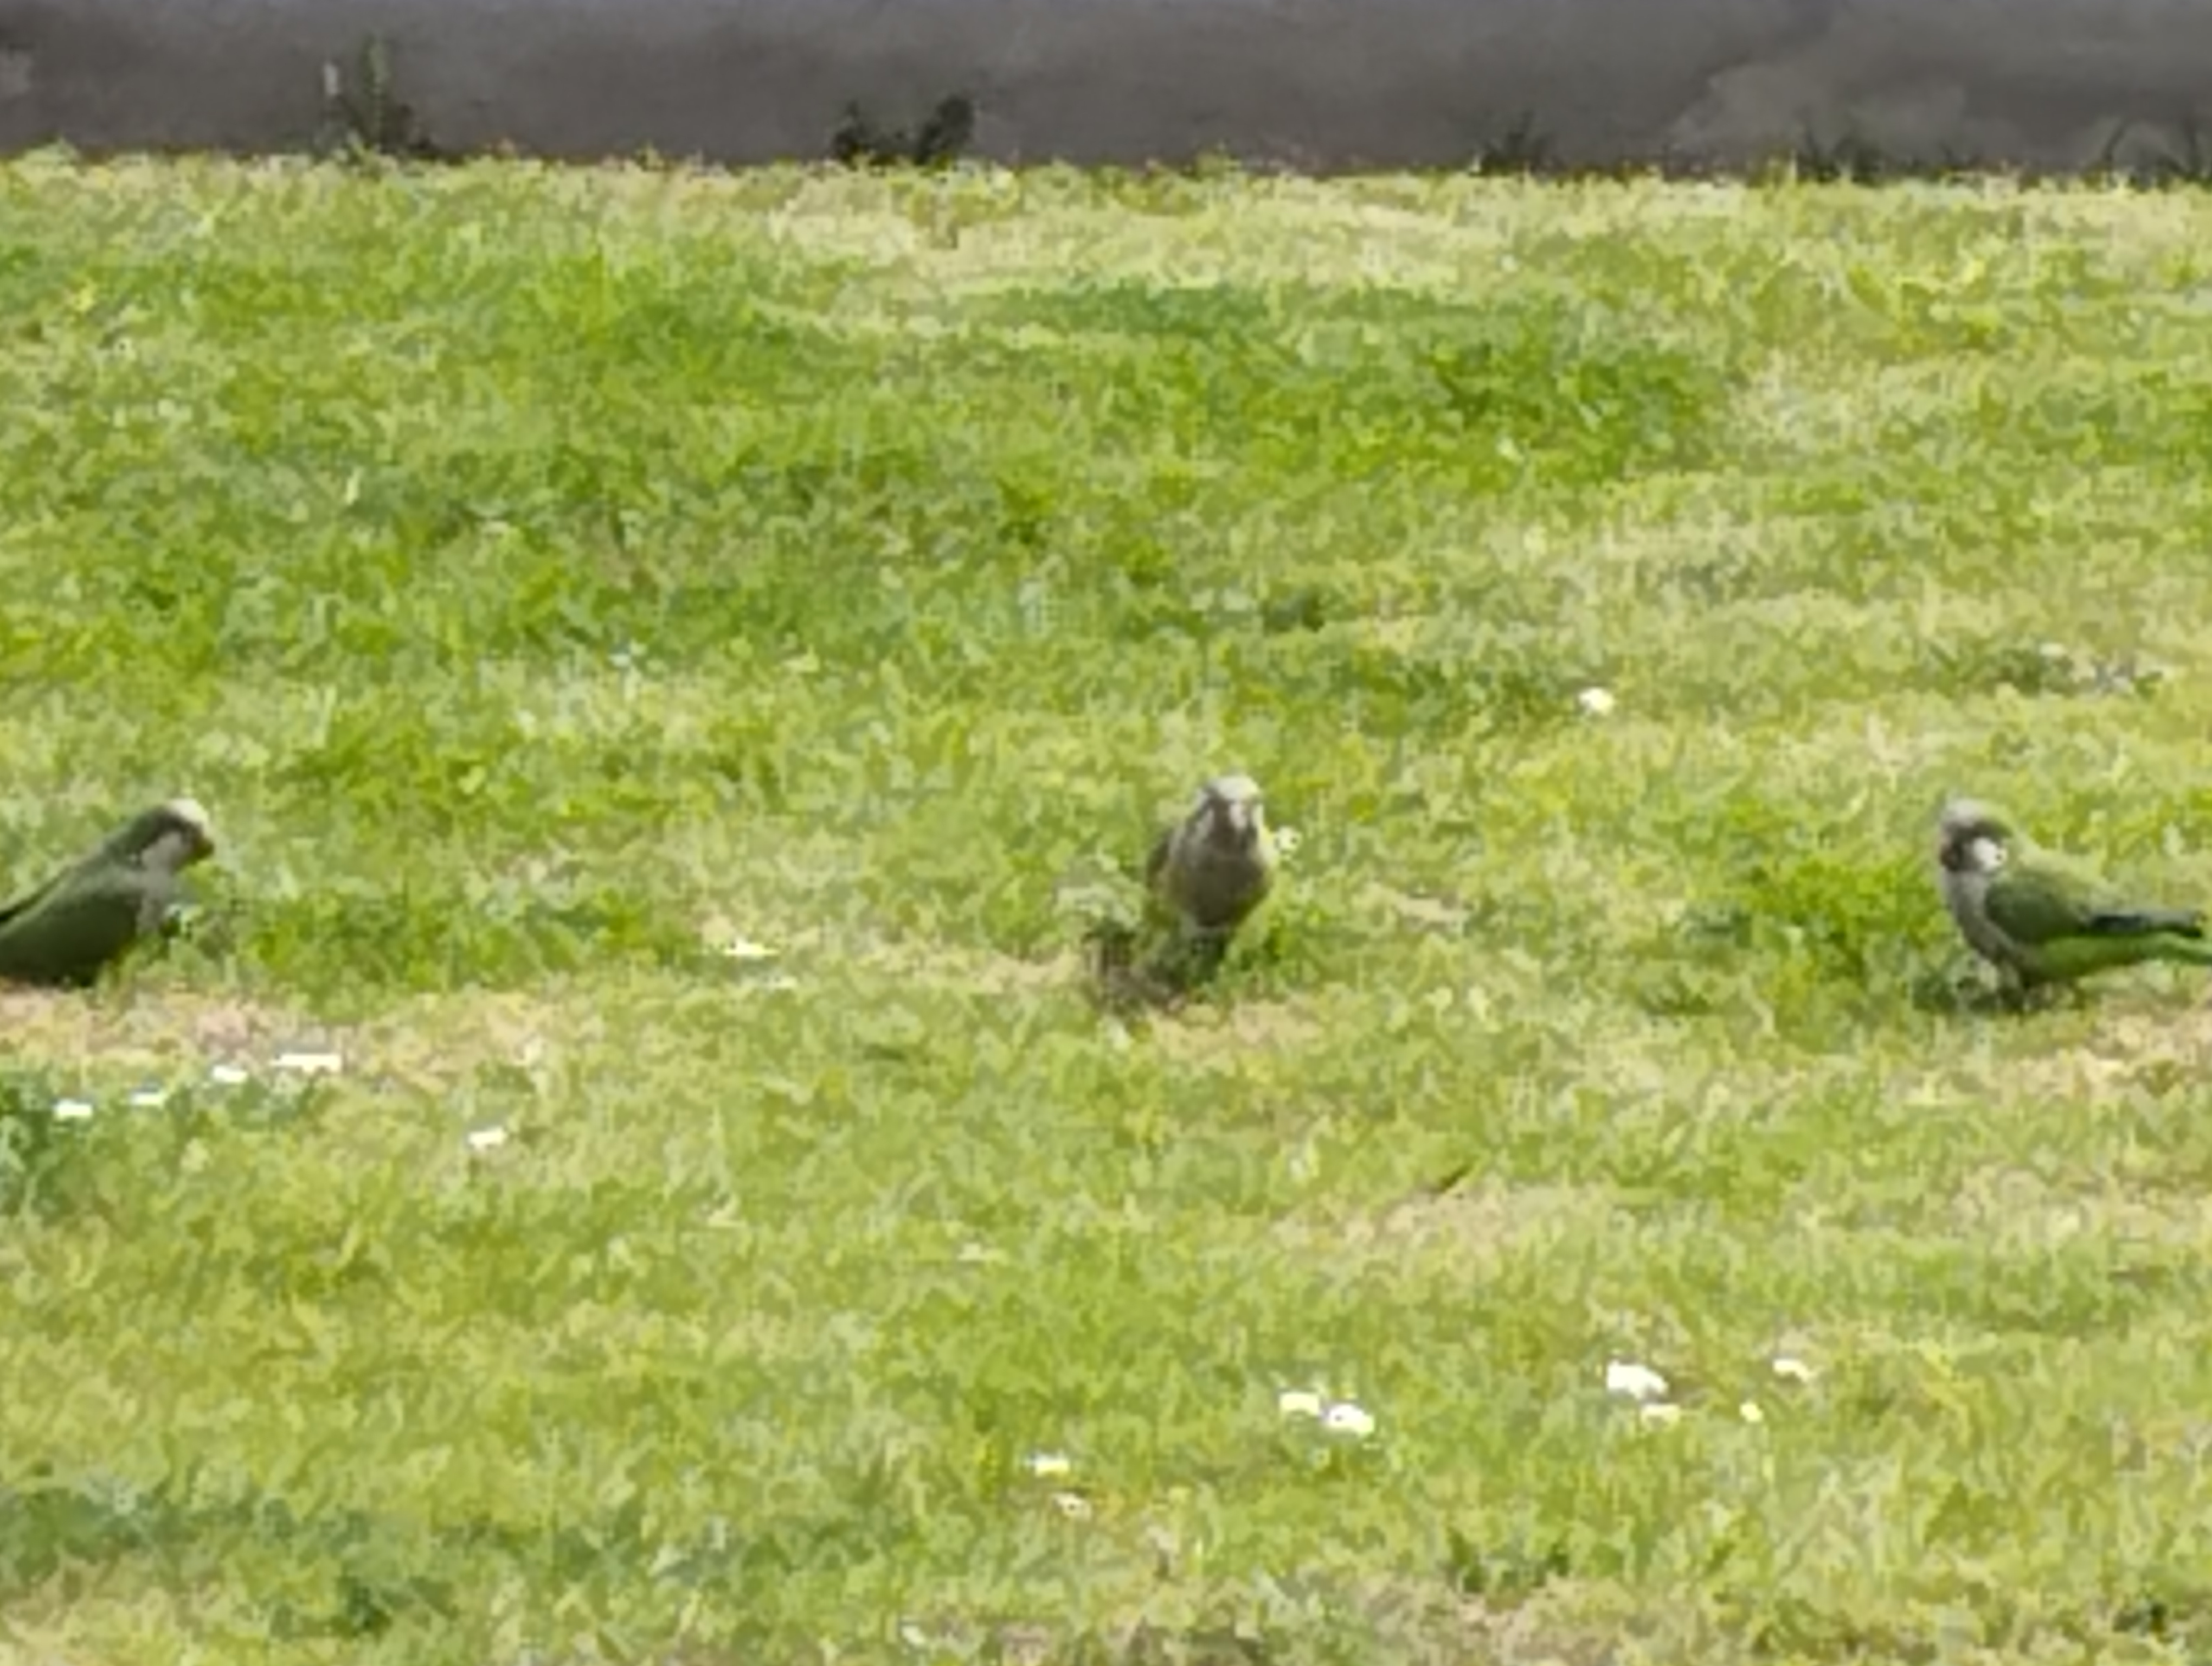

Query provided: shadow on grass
[0,1469,846,1644]
[229,889,708,999]
[1906,970,2101,1018]
[0,1070,79,1219]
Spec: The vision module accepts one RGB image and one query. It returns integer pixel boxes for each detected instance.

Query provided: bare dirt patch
[1283,1178,1616,1269]
[352,986,601,1093]
[1959,988,2212,1104]
[854,938,1087,1001]
[952,1579,1629,1666]
[1950,1163,2212,1250]
[0,983,321,1076]
[1138,996,1328,1069]
[0,980,602,1096]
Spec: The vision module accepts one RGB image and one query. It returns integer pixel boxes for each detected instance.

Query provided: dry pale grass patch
[1291,1179,1619,1270]
[1948,1164,2212,1250]
[0,984,321,1074]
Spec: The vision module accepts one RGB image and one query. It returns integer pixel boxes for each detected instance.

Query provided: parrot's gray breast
[1941,866,2018,967]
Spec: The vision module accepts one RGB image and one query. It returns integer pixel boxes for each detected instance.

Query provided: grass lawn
[7,150,2212,1663]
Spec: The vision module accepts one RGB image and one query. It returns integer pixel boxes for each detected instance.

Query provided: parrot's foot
[1080,916,1138,976]
[1157,930,1229,982]
[1990,979,2085,1017]
[1910,966,2005,1016]
[2012,978,2089,1013]
[1082,919,1185,1017]
[1082,920,1245,1017]
[1131,930,1239,1008]
[1091,963,1187,1018]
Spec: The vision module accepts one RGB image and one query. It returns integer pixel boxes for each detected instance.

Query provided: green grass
[7,150,2212,1662]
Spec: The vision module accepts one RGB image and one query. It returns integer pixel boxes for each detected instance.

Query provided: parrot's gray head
[1191,774,1267,853]
[1937,798,2015,877]
[105,798,216,873]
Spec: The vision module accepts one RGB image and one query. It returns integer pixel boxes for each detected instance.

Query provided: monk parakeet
[1142,774,1277,983]
[0,799,216,988]
[1935,797,2212,990]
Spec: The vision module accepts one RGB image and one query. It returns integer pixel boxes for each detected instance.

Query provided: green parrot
[1935,797,2212,990]
[0,799,216,989]
[1141,773,1278,986]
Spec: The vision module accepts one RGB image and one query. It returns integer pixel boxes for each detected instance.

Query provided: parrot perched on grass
[1084,773,1281,1013]
[0,799,216,989]
[1934,797,2212,992]
[1141,773,1278,986]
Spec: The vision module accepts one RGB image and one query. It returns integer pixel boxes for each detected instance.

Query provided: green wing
[0,866,161,987]
[0,888,44,931]
[1987,853,2204,947]
[1982,860,2102,947]
[0,864,67,930]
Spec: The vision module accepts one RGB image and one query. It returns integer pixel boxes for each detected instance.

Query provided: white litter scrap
[1771,1355,1817,1385]
[1277,1387,1377,1438]
[464,1125,510,1155]
[272,1049,344,1078]
[50,1098,94,1122]
[207,1063,251,1087]
[1321,1401,1377,1439]
[721,936,798,992]
[126,1086,170,1110]
[1576,686,1618,718]
[1604,1359,1670,1404]
[1025,1452,1073,1479]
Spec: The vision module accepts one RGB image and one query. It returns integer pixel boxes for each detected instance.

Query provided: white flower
[1272,825,1303,858]
[1638,1402,1683,1428]
[1049,1491,1092,1521]
[1739,1400,1765,1425]
[1576,686,1617,718]
[271,1050,344,1078]
[1276,1388,1325,1420]
[1604,1359,1670,1403]
[1771,1355,1817,1385]
[1321,1401,1377,1439]
[1025,1451,1072,1479]
[720,937,780,963]
[207,1063,251,1087]
[465,1125,510,1154]
[51,1098,94,1122]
